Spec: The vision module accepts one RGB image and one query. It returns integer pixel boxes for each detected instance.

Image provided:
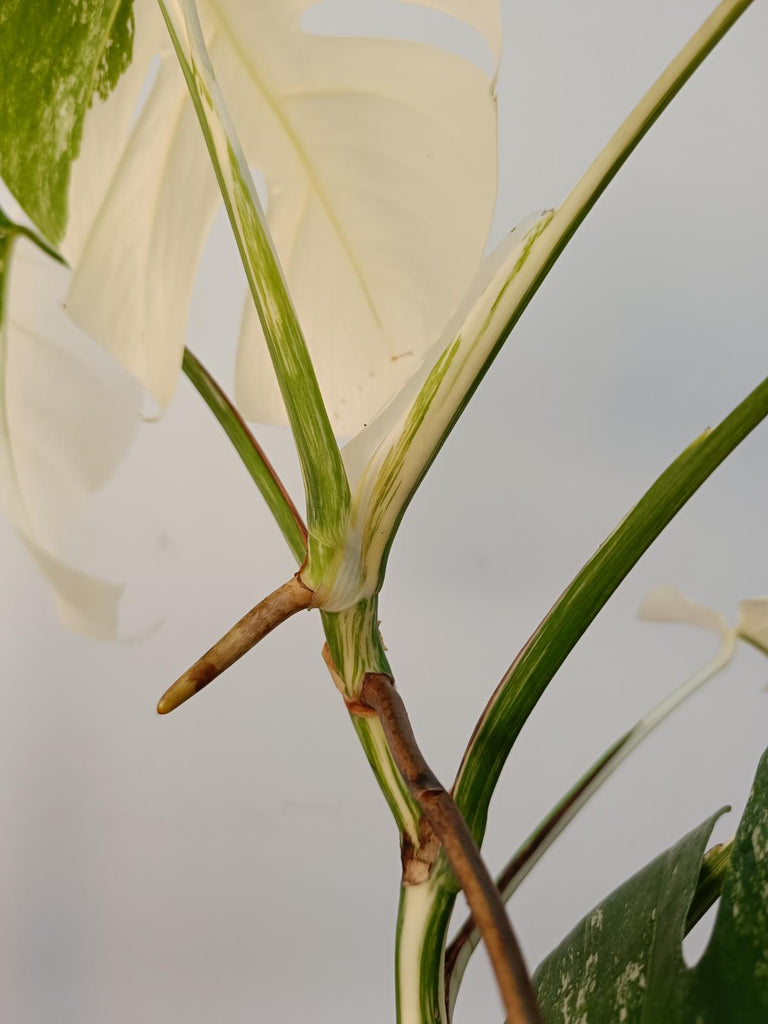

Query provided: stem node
[359,672,541,1024]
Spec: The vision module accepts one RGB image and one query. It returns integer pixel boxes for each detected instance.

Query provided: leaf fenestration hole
[682,901,719,968]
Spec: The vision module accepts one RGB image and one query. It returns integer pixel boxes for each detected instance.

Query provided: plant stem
[445,736,623,1011]
[182,348,307,563]
[396,880,455,1024]
[157,574,313,713]
[321,600,421,843]
[360,672,541,1024]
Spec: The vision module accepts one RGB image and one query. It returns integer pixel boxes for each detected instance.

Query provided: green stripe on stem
[396,879,455,1024]
[360,672,541,1024]
[321,597,422,842]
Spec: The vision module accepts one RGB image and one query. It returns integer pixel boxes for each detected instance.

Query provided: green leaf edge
[533,744,768,1022]
[532,808,726,1022]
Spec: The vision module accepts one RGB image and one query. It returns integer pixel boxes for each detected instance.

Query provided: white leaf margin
[0,232,142,638]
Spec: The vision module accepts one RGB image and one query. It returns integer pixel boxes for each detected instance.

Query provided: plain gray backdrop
[1,1,767,1020]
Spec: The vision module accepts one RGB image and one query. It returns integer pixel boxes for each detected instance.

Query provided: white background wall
[2,1,767,1020]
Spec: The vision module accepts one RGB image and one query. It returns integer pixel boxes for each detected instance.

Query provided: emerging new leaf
[314,211,553,609]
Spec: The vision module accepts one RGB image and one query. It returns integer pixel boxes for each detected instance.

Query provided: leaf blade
[533,746,768,1022]
[54,0,499,438]
[0,220,141,637]
[227,0,500,436]
[533,812,723,1023]
[0,0,135,242]
[688,750,768,1018]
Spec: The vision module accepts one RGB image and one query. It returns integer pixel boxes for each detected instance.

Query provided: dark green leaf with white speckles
[533,813,722,1022]
[534,747,768,1023]
[0,0,134,243]
[675,746,768,1021]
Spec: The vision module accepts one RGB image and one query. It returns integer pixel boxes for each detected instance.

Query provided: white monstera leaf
[143,0,545,608]
[639,586,768,664]
[638,585,732,638]
[736,598,768,654]
[64,0,500,434]
[321,210,553,608]
[0,233,141,637]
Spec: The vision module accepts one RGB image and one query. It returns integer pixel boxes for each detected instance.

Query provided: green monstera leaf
[0,0,136,243]
[534,747,768,1023]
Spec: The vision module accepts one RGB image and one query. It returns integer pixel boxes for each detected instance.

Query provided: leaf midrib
[209,5,384,329]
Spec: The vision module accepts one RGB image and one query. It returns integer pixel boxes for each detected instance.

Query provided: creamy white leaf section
[737,598,768,652]
[232,0,499,435]
[64,0,215,407]
[62,0,498,431]
[315,211,552,610]
[63,1,171,260]
[639,586,768,660]
[1,238,140,637]
[638,585,731,637]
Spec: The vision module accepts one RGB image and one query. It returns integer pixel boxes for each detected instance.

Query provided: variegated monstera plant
[1,1,767,1021]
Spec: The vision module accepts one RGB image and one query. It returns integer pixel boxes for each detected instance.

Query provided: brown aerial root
[156,574,313,715]
[359,672,542,1024]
